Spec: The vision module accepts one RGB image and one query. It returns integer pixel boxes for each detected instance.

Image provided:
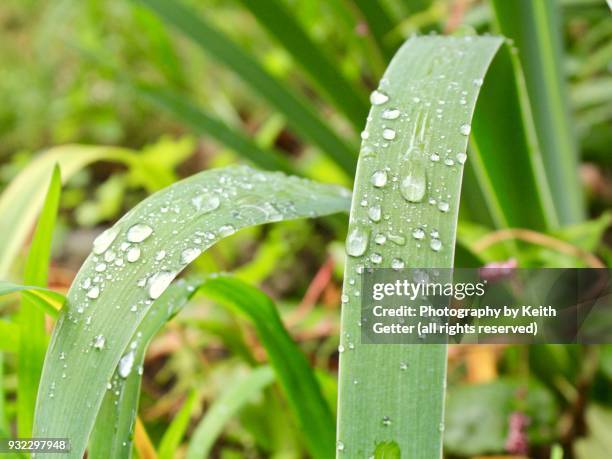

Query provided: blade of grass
[17,165,61,437]
[0,322,19,353]
[237,0,369,130]
[157,390,198,459]
[136,0,358,175]
[0,283,65,317]
[337,35,505,458]
[135,84,296,174]
[351,0,396,59]
[198,276,336,458]
[186,366,275,459]
[34,165,350,459]
[0,146,133,278]
[491,0,584,224]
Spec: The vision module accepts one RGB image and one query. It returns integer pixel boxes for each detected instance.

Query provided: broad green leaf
[0,146,132,278]
[17,165,61,437]
[157,390,198,459]
[237,0,369,130]
[186,366,275,459]
[137,0,358,175]
[337,35,517,458]
[197,276,336,459]
[491,0,585,224]
[34,165,349,459]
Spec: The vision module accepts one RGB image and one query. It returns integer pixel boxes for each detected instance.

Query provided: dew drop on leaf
[218,224,236,237]
[368,204,382,222]
[381,108,400,120]
[430,239,443,252]
[147,271,175,300]
[399,162,427,203]
[93,228,119,255]
[382,128,396,140]
[118,351,135,379]
[92,334,106,350]
[412,228,425,240]
[87,286,100,299]
[370,89,389,105]
[191,194,221,213]
[459,123,471,136]
[371,170,388,188]
[391,258,405,270]
[126,246,141,263]
[437,201,450,213]
[180,247,202,265]
[346,227,369,257]
[126,224,153,243]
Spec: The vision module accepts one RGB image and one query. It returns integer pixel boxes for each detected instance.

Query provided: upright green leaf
[491,0,584,224]
[352,0,396,60]
[337,35,507,458]
[157,390,197,459]
[34,166,350,459]
[238,0,369,130]
[186,366,275,459]
[17,165,61,437]
[137,0,358,175]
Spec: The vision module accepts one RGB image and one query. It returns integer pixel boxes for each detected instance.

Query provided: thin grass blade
[157,390,198,459]
[491,0,584,224]
[17,165,61,437]
[0,283,65,317]
[237,0,369,130]
[34,166,349,459]
[352,0,396,60]
[137,0,358,175]
[186,366,275,459]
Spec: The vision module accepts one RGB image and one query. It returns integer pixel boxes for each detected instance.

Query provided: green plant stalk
[336,36,504,458]
[34,166,349,459]
[157,390,197,459]
[17,166,61,437]
[491,0,584,225]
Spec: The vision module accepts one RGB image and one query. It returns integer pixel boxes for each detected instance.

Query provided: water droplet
[341,294,349,304]
[412,228,425,240]
[370,89,389,105]
[367,205,382,222]
[381,108,400,120]
[93,228,119,255]
[391,258,405,270]
[337,441,345,452]
[94,263,107,272]
[104,250,116,263]
[180,247,202,264]
[346,227,369,257]
[382,416,392,426]
[430,239,442,252]
[399,162,426,203]
[155,250,166,261]
[387,233,406,246]
[371,170,388,188]
[444,158,455,166]
[360,130,370,140]
[430,153,440,162]
[437,201,450,213]
[127,246,141,263]
[438,422,445,432]
[118,351,135,378]
[93,334,105,350]
[87,286,100,299]
[374,233,386,245]
[382,128,396,140]
[338,344,345,353]
[147,271,175,300]
[400,362,408,371]
[370,253,383,264]
[192,194,220,213]
[473,78,483,87]
[218,224,236,237]
[456,152,467,164]
[459,123,471,136]
[126,224,153,243]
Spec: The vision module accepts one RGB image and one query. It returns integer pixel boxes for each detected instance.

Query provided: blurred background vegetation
[0,0,610,458]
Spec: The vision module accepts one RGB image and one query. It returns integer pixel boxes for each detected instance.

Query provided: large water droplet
[346,227,369,257]
[459,123,471,136]
[93,228,119,255]
[147,271,175,299]
[371,170,388,188]
[370,89,389,105]
[126,224,153,243]
[368,204,382,222]
[399,161,426,203]
[430,239,443,252]
[381,108,400,120]
[118,351,135,378]
[192,194,221,213]
[127,246,141,263]
[180,247,202,264]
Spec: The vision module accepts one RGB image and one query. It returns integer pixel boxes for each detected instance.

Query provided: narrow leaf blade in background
[491,0,585,224]
[17,165,61,437]
[157,390,197,459]
[137,0,358,175]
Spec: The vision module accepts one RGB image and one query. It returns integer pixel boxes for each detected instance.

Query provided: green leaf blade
[34,166,349,459]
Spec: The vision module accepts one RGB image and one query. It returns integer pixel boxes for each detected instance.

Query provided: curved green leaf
[34,165,350,459]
